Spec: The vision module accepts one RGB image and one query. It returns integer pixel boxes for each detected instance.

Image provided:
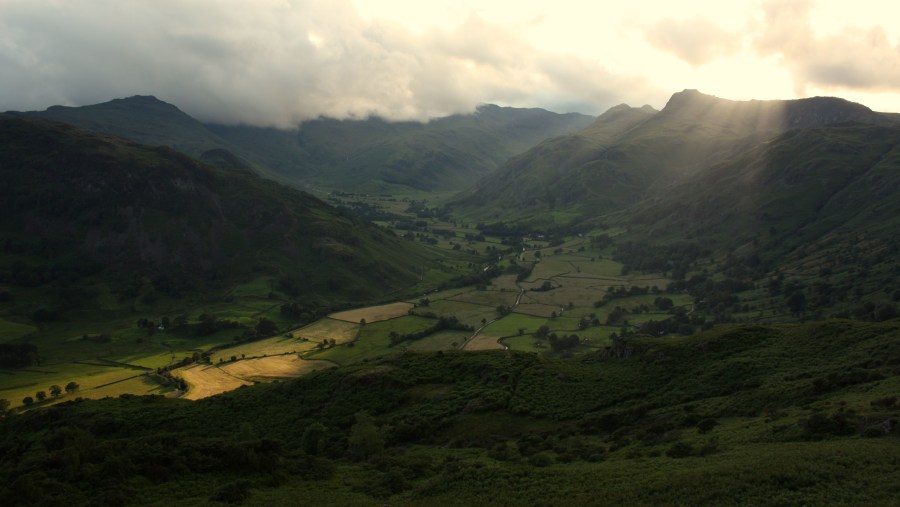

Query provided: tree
[35,390,46,402]
[49,385,62,398]
[786,291,806,316]
[654,297,674,310]
[255,317,278,336]
[64,381,80,394]
[347,411,384,461]
[301,422,328,455]
[22,396,34,406]
[0,399,9,413]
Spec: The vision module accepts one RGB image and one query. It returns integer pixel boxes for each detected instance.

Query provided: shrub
[696,418,718,434]
[665,441,694,458]
[210,480,251,503]
[528,451,555,467]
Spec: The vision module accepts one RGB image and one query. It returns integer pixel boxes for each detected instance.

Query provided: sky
[1,0,900,127]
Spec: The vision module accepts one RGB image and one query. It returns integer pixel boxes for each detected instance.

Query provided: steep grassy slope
[11,97,594,192]
[2,319,898,505]
[629,123,900,249]
[0,115,435,304]
[453,90,895,223]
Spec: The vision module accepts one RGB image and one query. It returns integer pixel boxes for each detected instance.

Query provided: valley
[1,90,900,506]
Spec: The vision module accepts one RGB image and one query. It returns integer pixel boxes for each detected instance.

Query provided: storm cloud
[0,0,648,127]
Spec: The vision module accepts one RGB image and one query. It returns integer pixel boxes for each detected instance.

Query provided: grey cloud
[644,16,741,66]
[756,0,900,93]
[0,0,649,127]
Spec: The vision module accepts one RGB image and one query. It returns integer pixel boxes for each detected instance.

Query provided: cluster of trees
[606,306,628,325]
[578,314,601,330]
[614,241,709,279]
[195,313,243,337]
[594,285,659,306]
[439,264,503,291]
[532,326,582,351]
[834,301,899,322]
[0,343,40,368]
[280,301,326,323]
[548,334,581,352]
[20,382,79,407]
[532,280,555,292]
[669,275,752,320]
[637,316,696,337]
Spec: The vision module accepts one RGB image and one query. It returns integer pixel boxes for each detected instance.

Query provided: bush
[696,418,718,434]
[665,441,694,458]
[528,451,555,467]
[211,480,251,503]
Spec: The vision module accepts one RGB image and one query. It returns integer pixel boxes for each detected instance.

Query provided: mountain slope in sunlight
[452,90,895,223]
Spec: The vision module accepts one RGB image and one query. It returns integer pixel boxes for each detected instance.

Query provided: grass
[500,334,545,352]
[1,362,154,408]
[221,356,333,381]
[330,302,415,323]
[177,363,248,400]
[411,299,497,328]
[0,318,37,343]
[463,334,505,350]
[406,330,469,351]
[311,315,437,365]
[483,314,548,337]
[292,318,360,344]
[448,290,518,308]
[208,336,319,364]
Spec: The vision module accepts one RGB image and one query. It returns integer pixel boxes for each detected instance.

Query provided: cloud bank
[644,16,741,66]
[0,0,649,127]
[755,0,900,94]
[4,0,900,126]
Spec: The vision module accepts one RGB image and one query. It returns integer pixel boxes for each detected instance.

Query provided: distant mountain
[451,103,659,221]
[0,115,434,305]
[9,98,594,192]
[452,90,896,223]
[8,95,232,157]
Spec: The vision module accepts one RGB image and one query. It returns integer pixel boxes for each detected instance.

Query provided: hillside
[0,115,436,306]
[2,319,898,505]
[452,90,895,223]
[10,97,594,193]
[629,123,900,249]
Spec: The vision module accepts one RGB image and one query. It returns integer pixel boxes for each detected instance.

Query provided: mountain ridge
[451,90,898,223]
[8,96,595,192]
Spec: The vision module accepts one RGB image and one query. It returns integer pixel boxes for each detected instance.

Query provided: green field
[410,299,497,328]
[405,330,469,351]
[311,315,438,365]
[483,314,549,337]
[0,318,37,343]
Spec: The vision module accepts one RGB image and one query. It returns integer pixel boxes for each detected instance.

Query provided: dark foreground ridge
[2,319,898,505]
